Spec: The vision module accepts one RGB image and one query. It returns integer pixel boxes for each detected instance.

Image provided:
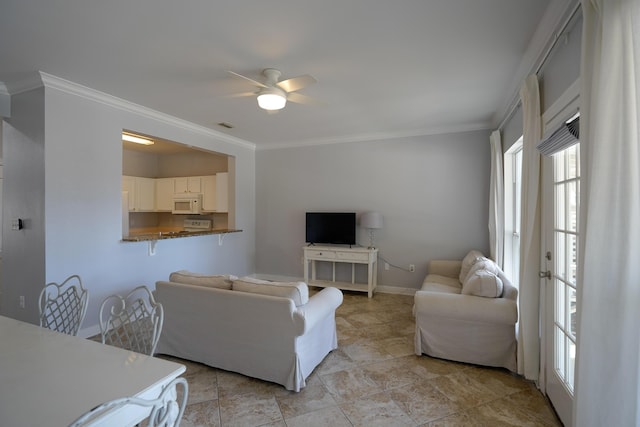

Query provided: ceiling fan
[228,68,320,111]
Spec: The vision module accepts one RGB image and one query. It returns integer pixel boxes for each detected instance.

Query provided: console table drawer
[336,251,369,262]
[306,250,337,260]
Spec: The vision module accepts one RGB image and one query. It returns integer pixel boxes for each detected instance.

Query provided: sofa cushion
[459,250,484,283]
[462,269,504,298]
[421,274,462,294]
[233,277,309,306]
[169,270,236,290]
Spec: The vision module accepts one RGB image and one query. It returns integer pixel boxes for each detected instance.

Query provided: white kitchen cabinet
[122,176,135,211]
[155,178,175,211]
[122,176,155,211]
[135,177,155,211]
[174,176,201,193]
[215,172,228,212]
[201,175,216,211]
[123,174,227,212]
[201,173,228,212]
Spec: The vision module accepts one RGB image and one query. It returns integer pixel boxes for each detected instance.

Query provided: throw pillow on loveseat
[461,256,504,298]
[169,270,237,290]
[232,276,309,306]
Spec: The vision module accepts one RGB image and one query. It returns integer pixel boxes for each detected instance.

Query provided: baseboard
[252,273,417,296]
[376,285,417,296]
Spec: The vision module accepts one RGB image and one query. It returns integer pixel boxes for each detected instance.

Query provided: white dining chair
[38,274,89,336]
[99,285,164,356]
[68,376,188,427]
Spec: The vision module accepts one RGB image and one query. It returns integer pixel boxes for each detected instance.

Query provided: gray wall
[2,88,46,321]
[539,15,581,114]
[255,130,491,291]
[1,79,256,334]
[502,14,582,153]
[503,107,523,153]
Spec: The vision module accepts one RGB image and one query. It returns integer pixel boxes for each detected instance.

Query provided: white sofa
[154,272,343,392]
[413,250,518,371]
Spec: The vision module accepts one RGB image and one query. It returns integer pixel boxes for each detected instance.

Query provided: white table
[0,315,185,427]
[303,245,379,298]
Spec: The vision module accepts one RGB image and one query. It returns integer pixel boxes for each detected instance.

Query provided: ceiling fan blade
[287,92,325,106]
[277,74,317,93]
[227,71,268,88]
[223,91,257,99]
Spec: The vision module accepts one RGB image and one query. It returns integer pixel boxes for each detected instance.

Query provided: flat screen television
[305,212,356,245]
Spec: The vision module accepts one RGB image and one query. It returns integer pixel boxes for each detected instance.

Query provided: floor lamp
[360,212,383,249]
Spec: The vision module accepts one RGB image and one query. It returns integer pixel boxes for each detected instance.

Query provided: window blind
[537,116,580,156]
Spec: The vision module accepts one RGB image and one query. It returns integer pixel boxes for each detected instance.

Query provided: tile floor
[159,290,562,427]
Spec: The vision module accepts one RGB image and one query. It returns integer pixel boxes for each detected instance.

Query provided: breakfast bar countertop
[122,228,242,242]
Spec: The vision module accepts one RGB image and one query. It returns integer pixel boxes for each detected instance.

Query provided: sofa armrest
[296,287,343,334]
[428,260,462,279]
[414,290,517,325]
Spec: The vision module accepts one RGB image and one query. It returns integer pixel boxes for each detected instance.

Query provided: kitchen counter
[122,228,242,242]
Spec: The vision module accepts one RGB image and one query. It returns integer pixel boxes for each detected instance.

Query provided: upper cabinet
[155,178,175,211]
[125,174,228,213]
[174,177,201,193]
[122,176,155,212]
[215,172,228,212]
[201,176,216,212]
[198,173,228,212]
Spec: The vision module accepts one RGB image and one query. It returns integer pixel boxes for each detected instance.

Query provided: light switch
[11,219,23,231]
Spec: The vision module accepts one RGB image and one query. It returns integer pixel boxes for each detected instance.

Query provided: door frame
[539,81,580,426]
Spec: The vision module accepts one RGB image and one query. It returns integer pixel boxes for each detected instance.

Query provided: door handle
[539,270,551,279]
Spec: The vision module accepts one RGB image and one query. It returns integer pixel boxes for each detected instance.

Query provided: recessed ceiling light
[122,132,154,145]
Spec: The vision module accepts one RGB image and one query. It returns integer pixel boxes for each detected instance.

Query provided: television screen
[305,212,356,245]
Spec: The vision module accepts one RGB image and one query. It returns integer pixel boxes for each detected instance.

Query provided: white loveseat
[413,250,518,371]
[154,272,343,392]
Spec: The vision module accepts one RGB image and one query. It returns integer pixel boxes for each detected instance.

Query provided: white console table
[303,245,379,298]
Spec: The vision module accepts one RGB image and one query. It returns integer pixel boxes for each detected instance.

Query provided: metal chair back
[99,285,163,356]
[38,274,88,336]
[68,376,188,427]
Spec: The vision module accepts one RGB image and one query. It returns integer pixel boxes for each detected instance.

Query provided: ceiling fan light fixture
[257,88,287,111]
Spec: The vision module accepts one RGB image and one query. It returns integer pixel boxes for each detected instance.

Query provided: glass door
[543,143,580,426]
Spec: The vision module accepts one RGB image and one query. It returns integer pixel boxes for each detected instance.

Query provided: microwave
[172,193,202,214]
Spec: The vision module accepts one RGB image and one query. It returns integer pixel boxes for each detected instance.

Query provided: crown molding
[257,121,492,151]
[36,72,256,151]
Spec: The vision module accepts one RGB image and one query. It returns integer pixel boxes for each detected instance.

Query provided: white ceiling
[0,0,556,149]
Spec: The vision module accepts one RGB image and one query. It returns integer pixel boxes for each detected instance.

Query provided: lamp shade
[360,212,383,229]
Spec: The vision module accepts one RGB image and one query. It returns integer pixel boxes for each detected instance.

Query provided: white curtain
[574,0,640,425]
[517,75,542,382]
[489,130,504,268]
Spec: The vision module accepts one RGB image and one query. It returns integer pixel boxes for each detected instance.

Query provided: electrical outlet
[384,262,390,270]
[19,296,25,309]
[409,264,415,273]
